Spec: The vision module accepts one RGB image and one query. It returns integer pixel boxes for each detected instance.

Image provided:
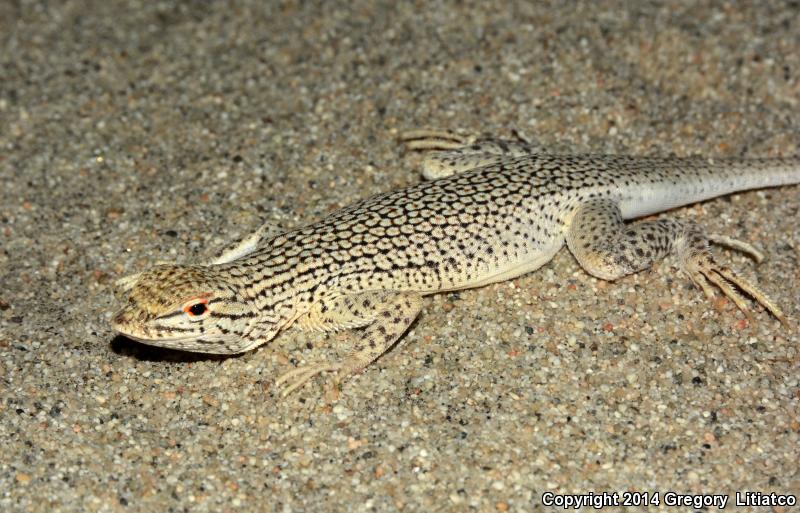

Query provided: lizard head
[111,264,262,354]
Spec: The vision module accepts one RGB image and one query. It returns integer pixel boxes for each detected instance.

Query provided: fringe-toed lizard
[111,130,800,396]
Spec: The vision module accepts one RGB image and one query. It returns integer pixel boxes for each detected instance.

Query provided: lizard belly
[435,240,564,293]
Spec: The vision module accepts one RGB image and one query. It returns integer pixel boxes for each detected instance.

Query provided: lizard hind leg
[400,128,537,152]
[275,291,424,397]
[400,129,473,150]
[676,226,787,326]
[566,198,788,326]
[400,128,542,179]
[416,152,509,180]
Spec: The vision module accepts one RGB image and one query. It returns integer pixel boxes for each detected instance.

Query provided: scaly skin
[111,130,800,396]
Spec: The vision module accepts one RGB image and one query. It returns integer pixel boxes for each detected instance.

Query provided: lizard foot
[681,250,788,327]
[274,362,344,398]
[400,129,541,179]
[113,273,142,299]
[400,129,474,150]
[400,128,534,151]
[113,260,174,299]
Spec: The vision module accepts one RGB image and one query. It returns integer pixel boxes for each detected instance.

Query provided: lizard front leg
[565,198,787,325]
[275,291,424,397]
[114,220,287,295]
[209,221,285,265]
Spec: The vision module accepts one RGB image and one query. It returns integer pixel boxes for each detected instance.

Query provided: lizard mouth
[110,308,194,344]
[112,328,195,344]
[111,317,248,354]
[112,326,185,344]
[111,327,226,352]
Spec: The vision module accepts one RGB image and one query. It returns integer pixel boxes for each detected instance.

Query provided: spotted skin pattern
[112,129,800,396]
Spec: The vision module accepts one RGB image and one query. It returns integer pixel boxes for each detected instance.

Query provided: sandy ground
[1,1,798,512]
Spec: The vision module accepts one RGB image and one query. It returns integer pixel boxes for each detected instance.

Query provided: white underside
[430,241,564,294]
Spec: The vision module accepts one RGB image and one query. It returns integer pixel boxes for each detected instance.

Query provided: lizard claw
[399,129,474,151]
[682,251,788,328]
[274,362,343,398]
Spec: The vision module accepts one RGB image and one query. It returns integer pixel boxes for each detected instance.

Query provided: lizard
[111,129,800,396]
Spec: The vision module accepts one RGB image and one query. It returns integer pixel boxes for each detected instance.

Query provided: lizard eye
[182,298,209,317]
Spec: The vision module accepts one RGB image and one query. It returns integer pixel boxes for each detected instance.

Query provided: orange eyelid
[182,296,210,316]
